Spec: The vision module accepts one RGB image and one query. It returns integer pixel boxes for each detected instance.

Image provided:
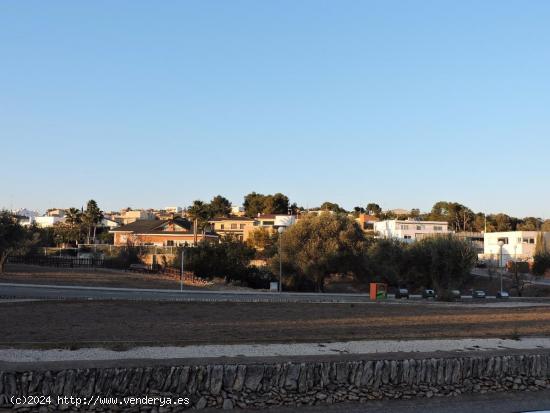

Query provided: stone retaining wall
[2,352,550,411]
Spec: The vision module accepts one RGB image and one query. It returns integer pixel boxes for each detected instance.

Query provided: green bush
[407,235,477,295]
[177,238,256,284]
[533,253,550,276]
[103,247,141,270]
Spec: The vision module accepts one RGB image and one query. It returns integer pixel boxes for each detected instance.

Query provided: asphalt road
[0,282,379,303]
[1,282,544,303]
[222,390,550,413]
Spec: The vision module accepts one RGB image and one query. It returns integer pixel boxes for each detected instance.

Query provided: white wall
[483,231,549,264]
[34,216,64,228]
[374,220,450,242]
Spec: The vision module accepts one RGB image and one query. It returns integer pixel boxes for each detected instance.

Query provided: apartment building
[374,219,450,241]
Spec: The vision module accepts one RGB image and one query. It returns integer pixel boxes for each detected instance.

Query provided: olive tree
[0,211,33,273]
[274,212,367,292]
[408,235,477,299]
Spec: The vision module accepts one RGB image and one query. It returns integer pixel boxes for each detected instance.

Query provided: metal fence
[7,254,212,285]
[8,255,105,268]
[40,245,181,256]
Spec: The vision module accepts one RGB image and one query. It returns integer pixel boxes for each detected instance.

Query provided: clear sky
[1,1,549,217]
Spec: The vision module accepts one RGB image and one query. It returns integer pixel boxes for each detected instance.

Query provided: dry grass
[0,264,252,291]
[2,300,550,349]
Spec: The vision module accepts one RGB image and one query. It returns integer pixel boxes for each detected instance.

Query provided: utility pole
[277,226,285,292]
[180,248,185,292]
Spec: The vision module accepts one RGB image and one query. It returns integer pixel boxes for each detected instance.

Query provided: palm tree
[186,200,212,245]
[82,200,103,244]
[65,207,83,245]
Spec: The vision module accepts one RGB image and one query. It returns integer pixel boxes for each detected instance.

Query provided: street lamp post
[277,226,285,292]
[180,247,185,292]
[498,240,505,294]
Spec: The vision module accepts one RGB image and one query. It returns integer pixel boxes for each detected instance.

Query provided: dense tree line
[51,200,104,245]
[272,213,478,294]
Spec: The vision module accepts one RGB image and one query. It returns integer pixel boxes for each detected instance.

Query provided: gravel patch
[3,337,550,363]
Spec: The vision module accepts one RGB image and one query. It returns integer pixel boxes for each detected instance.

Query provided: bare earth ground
[0,264,254,291]
[3,264,550,297]
[3,299,550,349]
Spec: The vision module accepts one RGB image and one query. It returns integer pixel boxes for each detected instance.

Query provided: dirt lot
[2,300,550,349]
[0,264,252,291]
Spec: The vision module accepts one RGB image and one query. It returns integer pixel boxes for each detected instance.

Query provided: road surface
[0,282,380,303]
[220,389,550,413]
[1,282,546,303]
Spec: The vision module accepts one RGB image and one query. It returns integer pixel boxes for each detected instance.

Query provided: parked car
[422,289,435,299]
[496,291,510,299]
[472,290,486,299]
[395,288,409,299]
[450,289,461,300]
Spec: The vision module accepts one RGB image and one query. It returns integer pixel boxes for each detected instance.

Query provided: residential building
[256,214,297,230]
[13,208,39,226]
[387,208,410,217]
[355,213,379,232]
[45,208,66,218]
[231,205,246,217]
[165,206,182,214]
[454,232,485,254]
[115,209,156,225]
[34,215,65,228]
[100,217,119,229]
[209,216,256,241]
[483,231,550,265]
[374,219,450,242]
[110,218,218,247]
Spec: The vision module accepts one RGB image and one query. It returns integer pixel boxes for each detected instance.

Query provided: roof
[358,214,379,222]
[376,219,449,225]
[209,216,256,222]
[110,218,214,235]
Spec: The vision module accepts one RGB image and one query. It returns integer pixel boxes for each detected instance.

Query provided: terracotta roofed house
[110,218,218,247]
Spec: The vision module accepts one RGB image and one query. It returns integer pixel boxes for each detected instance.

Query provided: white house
[374,219,450,242]
[255,214,297,229]
[483,231,550,265]
[34,216,65,228]
[13,209,39,226]
[100,217,119,229]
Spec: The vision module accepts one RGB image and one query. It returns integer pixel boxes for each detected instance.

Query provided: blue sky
[1,1,549,217]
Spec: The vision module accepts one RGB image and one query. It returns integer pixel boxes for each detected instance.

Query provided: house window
[497,237,509,244]
[434,226,443,231]
[404,235,412,239]
[231,223,238,229]
[240,224,246,229]
[220,224,225,230]
[416,225,423,231]
[166,240,174,246]
[262,221,275,226]
[400,225,409,230]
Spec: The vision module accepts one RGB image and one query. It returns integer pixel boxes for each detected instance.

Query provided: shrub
[177,239,256,283]
[533,253,550,276]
